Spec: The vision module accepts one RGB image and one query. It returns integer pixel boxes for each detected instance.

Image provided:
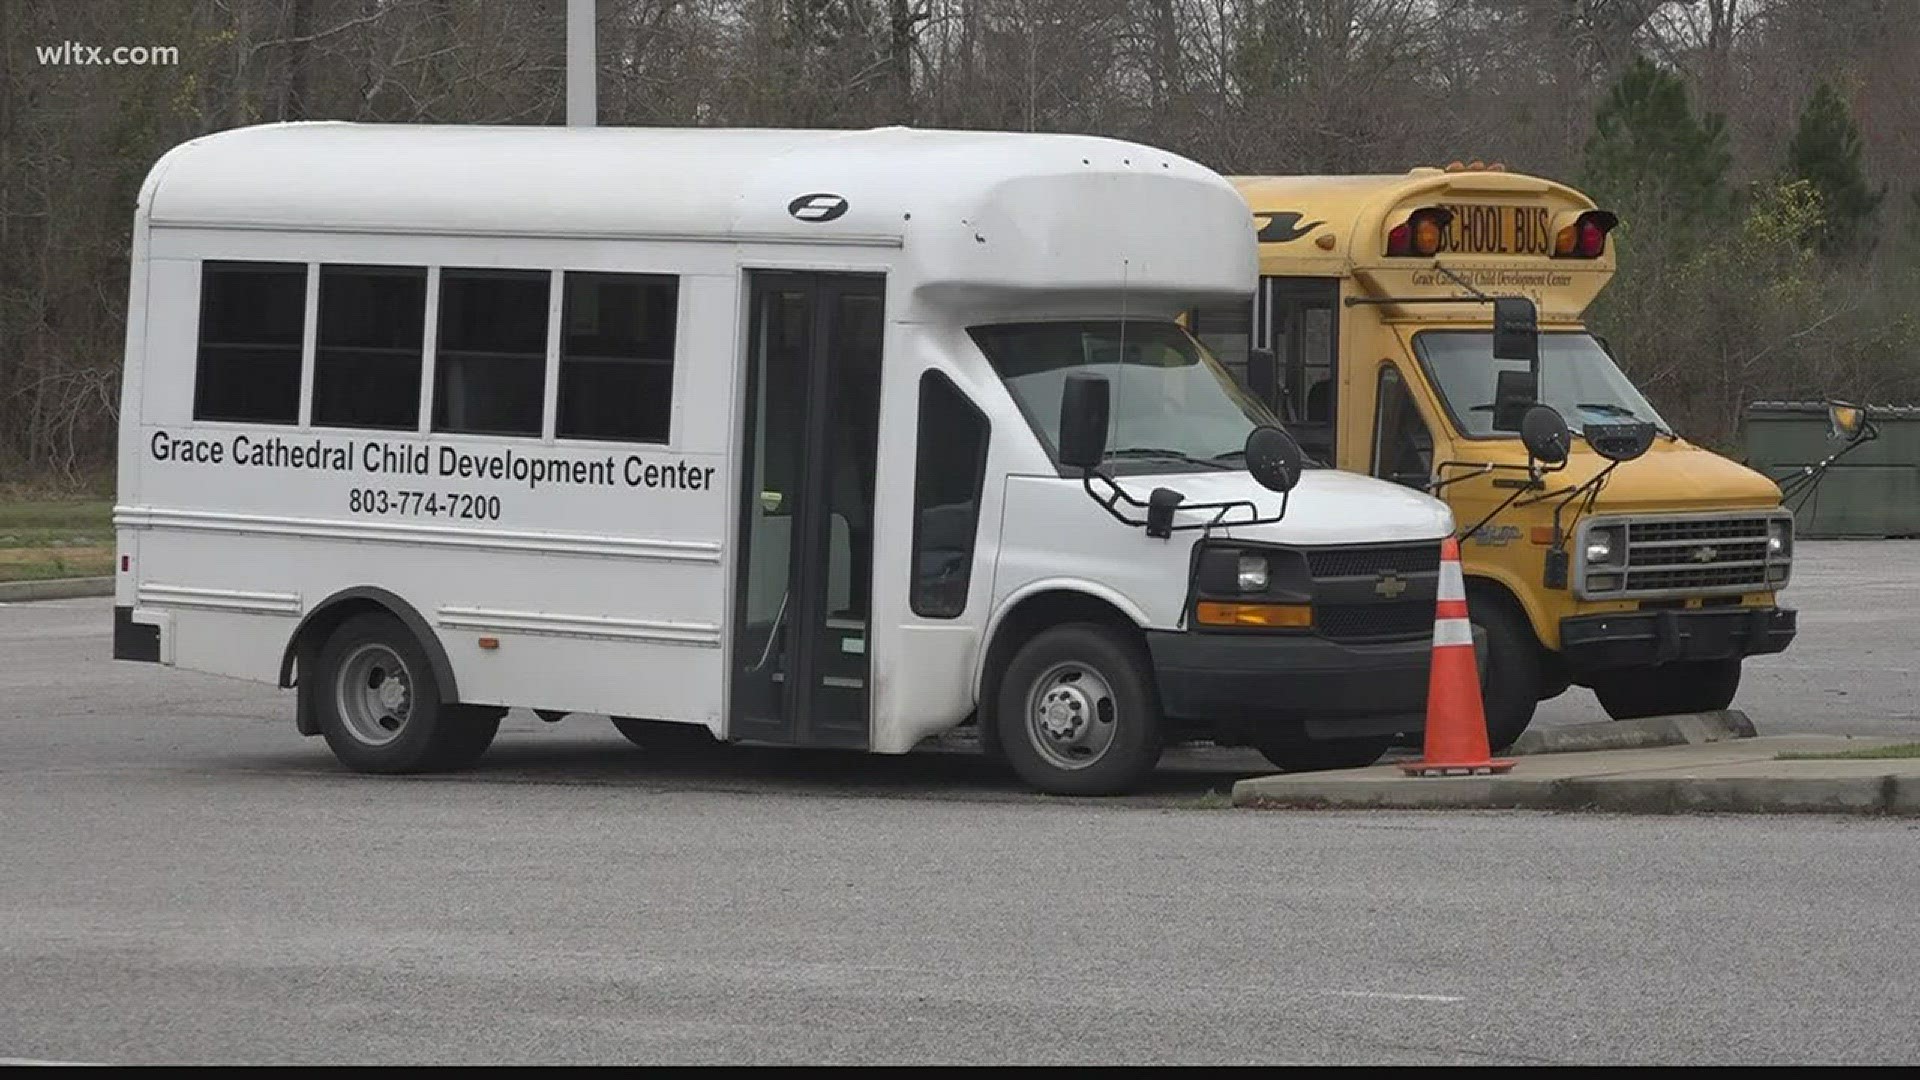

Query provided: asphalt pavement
[1,541,1916,1063]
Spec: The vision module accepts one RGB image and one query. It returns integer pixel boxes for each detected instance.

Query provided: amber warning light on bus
[1552,209,1619,259]
[1385,207,1453,257]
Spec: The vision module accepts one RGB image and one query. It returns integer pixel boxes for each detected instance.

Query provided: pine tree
[1582,57,1731,240]
[1787,81,1885,256]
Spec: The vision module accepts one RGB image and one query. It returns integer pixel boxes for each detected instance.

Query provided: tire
[995,623,1163,796]
[1471,591,1545,751]
[1253,733,1394,772]
[611,717,717,750]
[315,612,502,773]
[1591,659,1742,720]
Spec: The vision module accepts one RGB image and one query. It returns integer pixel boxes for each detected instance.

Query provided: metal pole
[566,0,595,127]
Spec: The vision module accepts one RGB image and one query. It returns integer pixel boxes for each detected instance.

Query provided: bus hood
[1542,439,1783,513]
[1156,467,1454,545]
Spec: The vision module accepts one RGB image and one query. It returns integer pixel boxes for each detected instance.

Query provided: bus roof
[139,123,1255,315]
[139,121,1231,243]
[1230,168,1609,320]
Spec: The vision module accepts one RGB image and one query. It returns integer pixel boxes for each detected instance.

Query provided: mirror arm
[1531,462,1620,588]
[1776,419,1879,502]
[1459,484,1533,545]
[1081,469,1290,534]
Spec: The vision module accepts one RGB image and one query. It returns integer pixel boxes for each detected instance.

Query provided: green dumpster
[1744,401,1920,538]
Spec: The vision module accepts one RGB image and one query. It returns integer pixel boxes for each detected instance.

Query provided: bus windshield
[1414,331,1671,438]
[971,320,1284,473]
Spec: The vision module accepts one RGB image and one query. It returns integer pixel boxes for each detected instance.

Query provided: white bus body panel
[116,123,1449,756]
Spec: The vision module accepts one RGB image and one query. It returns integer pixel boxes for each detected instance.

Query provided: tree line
[3,0,1916,483]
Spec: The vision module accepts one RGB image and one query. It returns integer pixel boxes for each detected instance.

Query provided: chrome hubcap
[1025,661,1119,770]
[335,643,414,747]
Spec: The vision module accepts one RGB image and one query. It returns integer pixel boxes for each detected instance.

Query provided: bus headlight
[1767,518,1792,557]
[1582,525,1626,567]
[1237,553,1270,592]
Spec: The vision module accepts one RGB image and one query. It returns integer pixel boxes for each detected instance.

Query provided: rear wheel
[1253,733,1394,773]
[611,717,717,750]
[995,623,1163,796]
[1471,591,1545,751]
[1591,659,1742,720]
[315,612,502,773]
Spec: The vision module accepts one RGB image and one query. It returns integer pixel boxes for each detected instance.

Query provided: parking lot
[2,541,1916,1063]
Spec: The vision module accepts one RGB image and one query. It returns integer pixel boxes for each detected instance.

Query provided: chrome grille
[1578,513,1788,598]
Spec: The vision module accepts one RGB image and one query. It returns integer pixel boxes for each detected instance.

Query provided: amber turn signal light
[1195,601,1313,628]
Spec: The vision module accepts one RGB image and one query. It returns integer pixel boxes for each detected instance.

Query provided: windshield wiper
[1573,402,1643,418]
[1105,447,1233,470]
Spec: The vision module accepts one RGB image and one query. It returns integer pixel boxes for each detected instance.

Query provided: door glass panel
[730,274,884,748]
[731,286,809,737]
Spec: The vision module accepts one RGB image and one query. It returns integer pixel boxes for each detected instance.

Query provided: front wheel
[1472,593,1545,751]
[315,612,503,773]
[995,623,1163,796]
[1591,659,1742,720]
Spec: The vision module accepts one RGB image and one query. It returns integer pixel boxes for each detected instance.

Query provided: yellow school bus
[1189,165,1796,747]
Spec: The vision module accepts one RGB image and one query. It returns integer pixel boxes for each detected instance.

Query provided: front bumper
[1145,629,1471,739]
[1560,606,1796,674]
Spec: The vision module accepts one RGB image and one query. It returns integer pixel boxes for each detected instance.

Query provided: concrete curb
[1234,773,1919,815]
[1510,709,1756,756]
[1232,735,1920,816]
[0,577,114,602]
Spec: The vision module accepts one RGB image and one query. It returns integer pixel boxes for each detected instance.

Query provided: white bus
[114,123,1455,795]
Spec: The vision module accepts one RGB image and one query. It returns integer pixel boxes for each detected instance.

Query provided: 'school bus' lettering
[1437,204,1554,256]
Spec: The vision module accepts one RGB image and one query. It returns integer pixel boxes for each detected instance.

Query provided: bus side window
[313,265,428,431]
[910,371,990,618]
[193,261,307,425]
[557,272,678,443]
[432,268,550,437]
[1371,363,1434,491]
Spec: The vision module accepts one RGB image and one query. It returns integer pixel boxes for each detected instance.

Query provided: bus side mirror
[1058,373,1111,470]
[1245,425,1303,493]
[1520,404,1571,465]
[1491,369,1537,432]
[1492,297,1539,363]
[1246,348,1279,408]
[1827,400,1868,443]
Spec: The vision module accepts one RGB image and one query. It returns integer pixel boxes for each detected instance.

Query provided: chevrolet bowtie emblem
[1691,545,1718,563]
[1374,570,1408,599]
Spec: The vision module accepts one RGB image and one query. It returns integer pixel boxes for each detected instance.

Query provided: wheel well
[281,588,459,736]
[978,590,1145,747]
[1465,576,1567,688]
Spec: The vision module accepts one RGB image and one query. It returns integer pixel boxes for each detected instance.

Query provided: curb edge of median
[0,576,115,602]
[1233,771,1920,816]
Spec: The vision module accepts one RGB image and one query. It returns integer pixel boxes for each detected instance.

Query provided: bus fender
[279,587,461,736]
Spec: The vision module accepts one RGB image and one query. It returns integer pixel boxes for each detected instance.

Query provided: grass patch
[1776,743,1920,761]
[1174,788,1238,810]
[0,498,114,582]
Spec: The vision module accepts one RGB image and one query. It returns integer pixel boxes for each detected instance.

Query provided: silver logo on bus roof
[788,193,849,223]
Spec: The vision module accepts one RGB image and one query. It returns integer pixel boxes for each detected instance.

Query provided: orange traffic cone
[1399,536,1515,777]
